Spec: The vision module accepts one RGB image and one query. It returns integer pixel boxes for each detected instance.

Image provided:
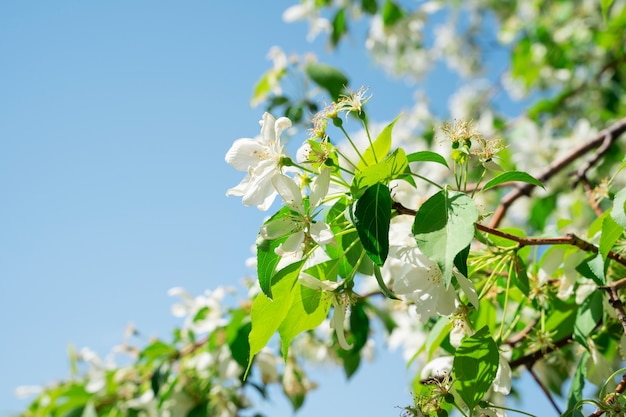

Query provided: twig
[475,223,626,268]
[489,117,626,228]
[505,317,540,346]
[599,286,626,336]
[527,365,563,415]
[571,131,614,187]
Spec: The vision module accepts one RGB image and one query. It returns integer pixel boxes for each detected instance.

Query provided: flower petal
[272,174,304,214]
[225,138,267,171]
[310,167,331,207]
[260,217,298,240]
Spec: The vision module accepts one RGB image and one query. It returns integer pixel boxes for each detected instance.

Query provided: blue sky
[0,2,554,416]
[0,2,421,415]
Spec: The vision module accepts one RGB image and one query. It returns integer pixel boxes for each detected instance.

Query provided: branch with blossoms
[220,80,626,416]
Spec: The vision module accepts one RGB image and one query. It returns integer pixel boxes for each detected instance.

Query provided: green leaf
[481,171,544,192]
[226,309,252,372]
[573,290,603,349]
[412,190,478,286]
[247,261,303,377]
[453,326,499,411]
[305,63,349,101]
[326,197,373,277]
[151,364,169,396]
[566,352,589,417]
[381,0,404,27]
[406,150,449,168]
[330,8,347,48]
[611,187,626,228]
[424,316,453,361]
[529,194,557,231]
[338,301,371,378]
[576,253,606,286]
[257,207,291,299]
[453,245,470,278]
[352,147,408,197]
[544,298,578,341]
[601,0,615,22]
[512,254,530,296]
[599,214,623,261]
[350,183,392,266]
[139,340,177,364]
[356,114,400,171]
[374,264,399,299]
[361,0,377,14]
[279,281,333,358]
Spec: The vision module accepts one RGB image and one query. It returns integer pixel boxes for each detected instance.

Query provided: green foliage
[350,183,392,266]
[305,63,349,101]
[412,190,478,286]
[452,327,499,412]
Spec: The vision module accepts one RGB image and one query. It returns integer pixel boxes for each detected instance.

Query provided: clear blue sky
[0,2,553,416]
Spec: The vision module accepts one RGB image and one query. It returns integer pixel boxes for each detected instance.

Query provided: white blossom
[225,112,292,210]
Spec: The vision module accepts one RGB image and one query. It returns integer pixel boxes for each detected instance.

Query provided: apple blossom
[259,168,334,256]
[225,112,292,210]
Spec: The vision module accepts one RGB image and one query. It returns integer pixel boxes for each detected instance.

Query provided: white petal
[260,217,298,240]
[310,221,334,245]
[454,270,479,309]
[420,356,454,380]
[259,112,277,143]
[225,138,267,171]
[310,168,331,207]
[493,355,512,395]
[331,303,353,350]
[272,174,304,214]
[276,231,304,255]
[275,117,292,139]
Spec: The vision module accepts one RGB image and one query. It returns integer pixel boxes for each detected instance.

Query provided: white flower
[282,0,330,41]
[14,385,42,399]
[387,305,428,363]
[493,354,512,395]
[225,112,292,211]
[168,287,230,335]
[260,168,334,255]
[392,251,456,321]
[420,356,454,380]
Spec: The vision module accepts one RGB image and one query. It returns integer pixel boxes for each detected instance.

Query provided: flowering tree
[15,1,626,416]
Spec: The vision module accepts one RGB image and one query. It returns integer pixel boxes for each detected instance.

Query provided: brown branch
[571,131,614,187]
[599,286,626,336]
[505,317,539,346]
[476,223,626,268]
[489,116,626,228]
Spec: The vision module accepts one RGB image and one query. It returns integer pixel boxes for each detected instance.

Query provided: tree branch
[527,365,563,415]
[489,116,626,228]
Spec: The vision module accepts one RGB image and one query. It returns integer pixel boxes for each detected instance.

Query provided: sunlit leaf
[256,206,291,299]
[247,261,303,377]
[305,63,348,101]
[413,190,478,286]
[573,290,603,350]
[407,150,449,168]
[357,114,401,170]
[481,171,544,192]
[453,326,499,411]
